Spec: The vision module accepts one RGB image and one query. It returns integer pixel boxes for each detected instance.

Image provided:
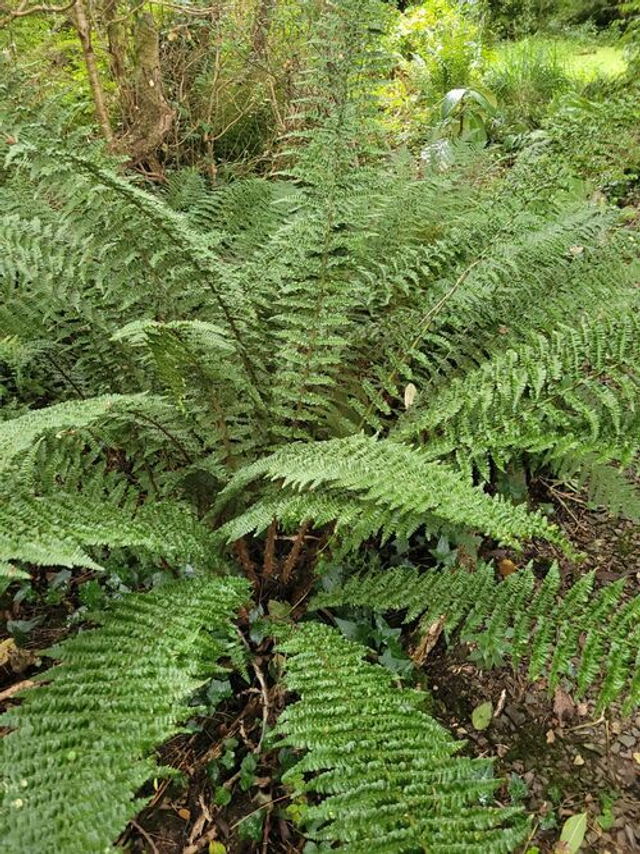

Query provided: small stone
[573,753,585,766]
[611,721,622,735]
[505,704,526,726]
[546,729,556,744]
[618,734,635,749]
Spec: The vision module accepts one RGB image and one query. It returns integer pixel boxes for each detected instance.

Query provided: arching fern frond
[312,563,639,713]
[0,576,250,854]
[0,394,154,472]
[218,435,568,549]
[277,622,528,853]
[396,312,640,488]
[0,490,215,571]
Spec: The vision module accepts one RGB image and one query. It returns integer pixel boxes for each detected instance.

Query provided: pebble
[505,704,526,726]
[618,734,635,749]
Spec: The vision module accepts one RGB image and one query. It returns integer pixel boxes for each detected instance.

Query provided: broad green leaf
[471,701,493,730]
[557,812,587,853]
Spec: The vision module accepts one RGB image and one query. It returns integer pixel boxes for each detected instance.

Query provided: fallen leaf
[493,687,507,718]
[0,638,35,673]
[411,615,446,664]
[404,382,417,409]
[209,844,227,854]
[633,752,640,765]
[499,558,517,577]
[0,638,17,667]
[178,808,191,821]
[546,729,556,745]
[556,812,587,853]
[472,701,493,731]
[553,687,575,723]
[573,754,585,766]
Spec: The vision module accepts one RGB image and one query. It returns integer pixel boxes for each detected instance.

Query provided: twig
[0,679,35,703]
[229,793,291,831]
[252,658,270,753]
[182,825,219,854]
[130,820,159,854]
[567,714,605,732]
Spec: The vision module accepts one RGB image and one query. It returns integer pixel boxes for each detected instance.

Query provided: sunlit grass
[489,36,627,85]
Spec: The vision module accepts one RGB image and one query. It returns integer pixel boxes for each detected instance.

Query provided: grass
[483,34,628,130]
[489,35,627,85]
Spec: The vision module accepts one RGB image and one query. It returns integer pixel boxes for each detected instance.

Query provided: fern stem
[281,519,310,583]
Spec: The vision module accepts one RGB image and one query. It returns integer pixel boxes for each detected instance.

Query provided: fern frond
[218,435,567,549]
[0,576,249,854]
[395,310,640,507]
[0,394,153,472]
[0,490,216,571]
[277,622,527,853]
[311,564,639,712]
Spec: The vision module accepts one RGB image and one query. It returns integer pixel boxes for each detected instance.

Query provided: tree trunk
[72,0,113,143]
[119,12,174,165]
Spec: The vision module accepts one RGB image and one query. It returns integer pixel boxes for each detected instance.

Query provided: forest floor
[1,482,638,854]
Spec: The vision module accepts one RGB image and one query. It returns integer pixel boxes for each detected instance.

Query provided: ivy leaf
[556,812,587,853]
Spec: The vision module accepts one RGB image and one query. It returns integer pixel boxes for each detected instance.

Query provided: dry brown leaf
[411,615,446,665]
[498,558,517,577]
[0,638,36,673]
[0,638,17,668]
[553,687,575,723]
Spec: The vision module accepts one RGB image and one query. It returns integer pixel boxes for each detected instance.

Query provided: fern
[218,434,568,550]
[278,622,528,853]
[312,563,640,712]
[395,310,640,494]
[0,394,154,471]
[0,489,215,570]
[0,576,249,854]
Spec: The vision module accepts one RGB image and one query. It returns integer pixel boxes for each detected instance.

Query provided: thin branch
[0,0,75,26]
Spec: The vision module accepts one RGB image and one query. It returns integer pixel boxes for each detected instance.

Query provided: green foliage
[218,434,567,549]
[278,622,528,853]
[0,576,249,853]
[312,563,640,713]
[396,308,640,517]
[0,2,639,850]
[0,394,151,470]
[541,87,640,200]
[485,37,573,129]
